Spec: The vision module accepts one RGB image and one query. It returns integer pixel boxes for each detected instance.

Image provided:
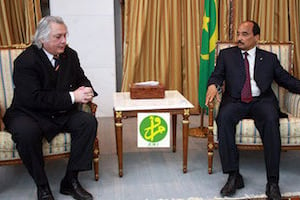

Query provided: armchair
[0,45,100,180]
[207,41,300,174]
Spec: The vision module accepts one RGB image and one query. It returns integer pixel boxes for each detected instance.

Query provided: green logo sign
[139,115,168,142]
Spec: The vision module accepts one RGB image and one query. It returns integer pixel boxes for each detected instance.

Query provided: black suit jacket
[4,45,97,141]
[207,46,300,102]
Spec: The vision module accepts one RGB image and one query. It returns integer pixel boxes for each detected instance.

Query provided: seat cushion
[213,116,300,145]
[0,131,71,161]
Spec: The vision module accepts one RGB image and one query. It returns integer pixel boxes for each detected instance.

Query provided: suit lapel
[56,52,70,88]
[233,47,245,77]
[34,47,59,85]
[254,48,264,80]
[35,47,55,70]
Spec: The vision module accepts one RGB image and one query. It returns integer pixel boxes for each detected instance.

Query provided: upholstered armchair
[0,45,100,180]
[207,41,300,174]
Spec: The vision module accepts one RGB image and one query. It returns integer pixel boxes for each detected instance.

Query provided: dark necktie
[241,52,252,103]
[53,55,60,71]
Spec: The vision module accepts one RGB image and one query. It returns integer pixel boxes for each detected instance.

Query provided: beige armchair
[207,41,300,174]
[0,45,100,180]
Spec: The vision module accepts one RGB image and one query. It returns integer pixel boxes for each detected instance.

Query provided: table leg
[172,114,177,152]
[182,109,190,173]
[115,111,123,177]
[114,111,118,155]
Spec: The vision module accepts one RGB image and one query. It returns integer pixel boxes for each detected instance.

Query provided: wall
[50,0,116,117]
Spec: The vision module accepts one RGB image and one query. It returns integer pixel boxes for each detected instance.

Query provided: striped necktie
[53,55,60,71]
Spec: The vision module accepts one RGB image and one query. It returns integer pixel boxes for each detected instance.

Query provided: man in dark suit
[3,16,97,200]
[205,20,300,200]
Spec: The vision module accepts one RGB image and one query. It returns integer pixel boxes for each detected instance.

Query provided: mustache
[238,40,244,45]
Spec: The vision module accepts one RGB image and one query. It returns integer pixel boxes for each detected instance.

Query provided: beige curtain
[0,0,41,46]
[289,0,300,78]
[122,0,203,113]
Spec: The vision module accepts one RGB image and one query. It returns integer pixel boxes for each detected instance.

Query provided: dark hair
[248,20,260,36]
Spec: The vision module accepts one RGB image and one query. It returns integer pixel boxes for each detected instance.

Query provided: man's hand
[74,86,94,103]
[205,84,221,106]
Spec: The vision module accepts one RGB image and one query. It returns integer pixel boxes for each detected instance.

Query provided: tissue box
[130,83,165,99]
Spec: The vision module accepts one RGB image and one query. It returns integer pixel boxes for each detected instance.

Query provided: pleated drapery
[0,0,41,46]
[122,0,203,113]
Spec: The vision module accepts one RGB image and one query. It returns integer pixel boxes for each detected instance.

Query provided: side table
[113,90,194,177]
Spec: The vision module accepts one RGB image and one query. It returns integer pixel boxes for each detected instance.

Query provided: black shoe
[60,177,93,200]
[266,182,281,200]
[220,173,244,197]
[37,185,54,200]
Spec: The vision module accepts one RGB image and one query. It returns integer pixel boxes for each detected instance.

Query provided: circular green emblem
[139,115,168,143]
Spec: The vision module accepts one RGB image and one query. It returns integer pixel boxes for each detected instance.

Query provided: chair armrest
[0,117,3,131]
[0,107,4,131]
[208,101,215,129]
[207,100,216,173]
[88,102,98,116]
[284,92,300,117]
[207,99,220,144]
[78,102,98,116]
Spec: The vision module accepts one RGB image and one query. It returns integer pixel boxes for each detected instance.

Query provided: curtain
[122,0,203,113]
[289,0,300,78]
[0,0,41,46]
[122,0,300,114]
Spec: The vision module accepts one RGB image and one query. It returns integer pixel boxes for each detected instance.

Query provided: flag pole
[189,0,218,138]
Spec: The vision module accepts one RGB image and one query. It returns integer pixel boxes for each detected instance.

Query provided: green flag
[198,0,218,109]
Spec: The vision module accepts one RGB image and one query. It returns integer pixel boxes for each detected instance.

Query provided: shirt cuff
[69,92,75,104]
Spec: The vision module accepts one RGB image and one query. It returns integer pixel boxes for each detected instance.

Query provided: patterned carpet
[186,192,300,200]
[213,192,300,200]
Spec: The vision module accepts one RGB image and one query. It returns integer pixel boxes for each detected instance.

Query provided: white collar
[42,48,55,61]
[241,46,256,57]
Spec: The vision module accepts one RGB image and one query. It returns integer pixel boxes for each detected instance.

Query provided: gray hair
[32,16,67,49]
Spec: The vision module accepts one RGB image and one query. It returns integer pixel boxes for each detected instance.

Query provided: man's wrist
[215,84,222,94]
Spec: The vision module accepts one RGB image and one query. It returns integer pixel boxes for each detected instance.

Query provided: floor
[0,115,299,200]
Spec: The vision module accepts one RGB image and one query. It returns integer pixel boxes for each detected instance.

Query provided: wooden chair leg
[207,139,214,174]
[208,102,214,174]
[93,137,100,181]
